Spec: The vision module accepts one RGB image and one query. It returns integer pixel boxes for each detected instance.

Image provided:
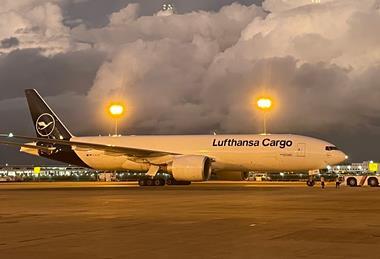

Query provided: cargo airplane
[0,89,347,186]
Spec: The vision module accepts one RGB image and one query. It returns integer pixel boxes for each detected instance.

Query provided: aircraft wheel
[154,179,163,186]
[138,179,146,186]
[306,180,315,187]
[146,179,154,186]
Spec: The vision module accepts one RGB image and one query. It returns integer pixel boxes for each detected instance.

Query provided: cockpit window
[326,146,339,151]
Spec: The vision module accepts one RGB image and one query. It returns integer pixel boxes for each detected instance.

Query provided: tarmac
[1,181,380,259]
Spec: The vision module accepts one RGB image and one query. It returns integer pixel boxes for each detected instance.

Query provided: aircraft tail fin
[25,89,73,140]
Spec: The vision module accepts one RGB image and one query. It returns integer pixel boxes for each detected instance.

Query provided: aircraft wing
[0,134,179,158]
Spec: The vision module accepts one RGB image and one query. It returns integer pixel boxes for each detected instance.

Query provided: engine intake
[168,155,211,182]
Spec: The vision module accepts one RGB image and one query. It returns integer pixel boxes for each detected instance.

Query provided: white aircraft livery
[0,89,347,186]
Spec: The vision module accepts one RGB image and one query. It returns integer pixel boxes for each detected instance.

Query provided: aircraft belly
[277,153,326,171]
[75,150,127,170]
[213,151,326,172]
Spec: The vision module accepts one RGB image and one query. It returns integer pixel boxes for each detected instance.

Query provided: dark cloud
[62,0,262,28]
[0,37,20,49]
[165,0,262,13]
[0,49,105,100]
[62,0,133,28]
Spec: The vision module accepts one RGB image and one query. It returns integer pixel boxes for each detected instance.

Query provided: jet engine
[214,171,250,181]
[168,155,212,181]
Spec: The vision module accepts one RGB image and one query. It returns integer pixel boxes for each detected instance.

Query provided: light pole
[257,97,273,134]
[108,103,125,136]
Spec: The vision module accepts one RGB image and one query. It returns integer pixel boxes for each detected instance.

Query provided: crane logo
[36,113,55,137]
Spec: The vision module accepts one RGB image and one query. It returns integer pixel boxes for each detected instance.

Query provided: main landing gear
[139,165,192,186]
[138,178,165,186]
[138,178,191,186]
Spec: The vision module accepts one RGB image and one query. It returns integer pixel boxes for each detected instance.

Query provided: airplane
[0,89,348,186]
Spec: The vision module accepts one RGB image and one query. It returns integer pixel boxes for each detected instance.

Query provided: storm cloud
[0,0,380,164]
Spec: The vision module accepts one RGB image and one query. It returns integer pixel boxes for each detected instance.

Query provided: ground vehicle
[0,176,13,182]
[343,175,380,187]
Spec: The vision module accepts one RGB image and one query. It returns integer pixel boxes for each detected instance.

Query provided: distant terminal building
[0,161,378,182]
[0,165,170,182]
[0,165,100,181]
[327,161,379,175]
[0,165,98,176]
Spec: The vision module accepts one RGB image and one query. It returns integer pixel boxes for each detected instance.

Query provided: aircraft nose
[327,150,348,165]
[337,151,348,163]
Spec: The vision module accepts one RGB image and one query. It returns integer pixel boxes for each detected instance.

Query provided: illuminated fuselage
[66,134,347,172]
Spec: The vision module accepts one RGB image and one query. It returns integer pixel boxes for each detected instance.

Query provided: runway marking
[250,224,256,227]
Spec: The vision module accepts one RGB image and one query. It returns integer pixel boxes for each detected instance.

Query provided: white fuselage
[71,134,347,172]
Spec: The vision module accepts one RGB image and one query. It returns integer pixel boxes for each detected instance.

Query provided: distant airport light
[109,104,124,117]
[256,97,273,134]
[108,103,125,136]
[257,98,272,110]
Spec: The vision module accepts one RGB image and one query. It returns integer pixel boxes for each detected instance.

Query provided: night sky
[0,0,379,165]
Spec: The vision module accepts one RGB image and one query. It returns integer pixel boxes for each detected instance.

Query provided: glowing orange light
[257,97,272,110]
[256,96,273,135]
[108,103,125,118]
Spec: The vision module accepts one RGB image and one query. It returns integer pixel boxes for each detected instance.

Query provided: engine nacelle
[168,155,211,182]
[214,171,250,181]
